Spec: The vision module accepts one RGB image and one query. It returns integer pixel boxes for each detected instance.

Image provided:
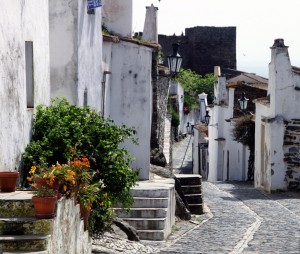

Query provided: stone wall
[283,119,300,188]
[150,60,171,167]
[158,26,236,75]
[48,198,91,254]
[151,75,170,151]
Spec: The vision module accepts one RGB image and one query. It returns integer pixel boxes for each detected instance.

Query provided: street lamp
[238,92,249,111]
[167,43,183,76]
[204,110,211,125]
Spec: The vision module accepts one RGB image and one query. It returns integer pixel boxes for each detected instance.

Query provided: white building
[102,0,160,180]
[208,69,267,181]
[254,39,300,192]
[0,1,50,172]
[49,0,103,110]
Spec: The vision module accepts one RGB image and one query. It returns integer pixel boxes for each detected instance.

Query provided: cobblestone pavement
[94,135,300,253]
[158,181,300,254]
[172,134,193,174]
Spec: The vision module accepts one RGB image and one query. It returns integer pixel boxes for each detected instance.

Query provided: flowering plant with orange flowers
[77,179,106,209]
[67,158,93,188]
[27,164,57,188]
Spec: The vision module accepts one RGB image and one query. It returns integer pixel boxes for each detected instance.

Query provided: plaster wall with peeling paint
[49,0,102,111]
[255,39,300,192]
[102,0,133,38]
[0,0,50,172]
[103,40,153,180]
[208,77,249,182]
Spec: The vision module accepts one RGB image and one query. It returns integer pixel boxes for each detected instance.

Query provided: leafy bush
[231,115,255,180]
[231,115,255,149]
[176,69,216,107]
[22,98,138,232]
[171,111,180,127]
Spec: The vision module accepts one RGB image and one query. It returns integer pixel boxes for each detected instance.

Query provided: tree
[175,69,216,108]
[231,115,255,181]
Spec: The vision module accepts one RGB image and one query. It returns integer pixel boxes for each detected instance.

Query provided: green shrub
[22,97,138,232]
[171,111,180,127]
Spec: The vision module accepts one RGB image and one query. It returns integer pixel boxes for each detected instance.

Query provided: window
[83,88,88,107]
[25,41,34,108]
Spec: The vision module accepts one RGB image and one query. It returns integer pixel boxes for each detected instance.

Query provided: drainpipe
[101,71,111,117]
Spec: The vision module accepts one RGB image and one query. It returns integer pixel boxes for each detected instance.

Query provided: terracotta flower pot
[0,172,19,192]
[32,196,57,219]
[34,177,60,191]
[80,205,92,231]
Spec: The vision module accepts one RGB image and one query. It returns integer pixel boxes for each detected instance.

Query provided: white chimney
[142,4,158,43]
[199,93,208,123]
[214,66,221,77]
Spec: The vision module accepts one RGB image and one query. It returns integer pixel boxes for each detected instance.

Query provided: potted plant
[32,186,57,219]
[77,182,102,231]
[67,157,92,203]
[27,165,60,192]
[0,171,19,192]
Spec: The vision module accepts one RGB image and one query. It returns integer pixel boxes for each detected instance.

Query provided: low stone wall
[48,197,92,254]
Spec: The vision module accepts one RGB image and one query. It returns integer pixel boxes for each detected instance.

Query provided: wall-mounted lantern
[238,92,249,111]
[167,43,182,77]
[204,110,210,125]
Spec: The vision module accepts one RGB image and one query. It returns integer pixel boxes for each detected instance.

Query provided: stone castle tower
[158,26,236,76]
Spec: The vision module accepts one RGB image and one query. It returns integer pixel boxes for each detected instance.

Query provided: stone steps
[0,192,52,253]
[0,198,35,218]
[130,197,169,208]
[4,251,47,254]
[175,174,203,215]
[121,218,166,230]
[114,208,167,218]
[0,218,53,236]
[137,230,166,241]
[116,179,175,241]
[130,188,170,198]
[0,235,50,252]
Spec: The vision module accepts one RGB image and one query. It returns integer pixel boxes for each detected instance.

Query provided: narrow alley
[157,135,300,254]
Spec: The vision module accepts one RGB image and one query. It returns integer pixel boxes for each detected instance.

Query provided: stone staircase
[0,191,50,253]
[115,179,175,241]
[175,174,203,215]
[0,191,91,253]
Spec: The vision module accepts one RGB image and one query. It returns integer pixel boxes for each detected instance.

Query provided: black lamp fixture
[238,92,249,111]
[167,43,183,77]
[204,110,211,125]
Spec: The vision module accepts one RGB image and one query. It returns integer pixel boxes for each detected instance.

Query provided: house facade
[49,0,103,110]
[102,0,161,180]
[0,1,50,172]
[208,70,267,181]
[254,39,300,192]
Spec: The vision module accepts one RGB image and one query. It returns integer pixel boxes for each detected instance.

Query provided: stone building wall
[283,119,300,188]
[150,61,170,167]
[48,198,91,254]
[158,26,236,75]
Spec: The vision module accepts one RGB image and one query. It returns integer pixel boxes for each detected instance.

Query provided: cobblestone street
[157,135,300,254]
[158,181,300,253]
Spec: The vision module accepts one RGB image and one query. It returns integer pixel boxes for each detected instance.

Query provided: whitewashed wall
[49,0,102,111]
[208,78,249,181]
[255,39,300,192]
[103,40,153,180]
[48,198,91,254]
[102,41,113,118]
[102,0,133,38]
[0,1,50,172]
[177,83,186,135]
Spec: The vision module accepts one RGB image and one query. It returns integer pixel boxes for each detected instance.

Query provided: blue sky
[133,0,300,78]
